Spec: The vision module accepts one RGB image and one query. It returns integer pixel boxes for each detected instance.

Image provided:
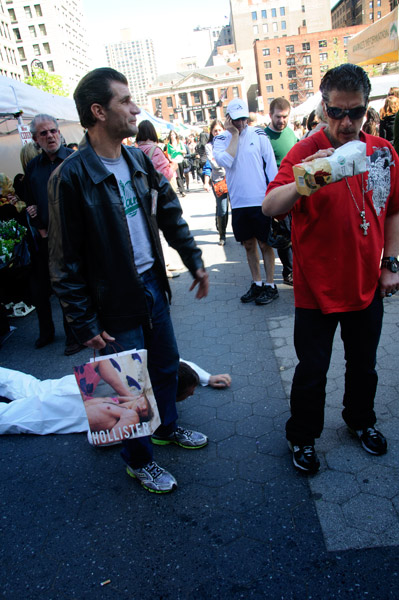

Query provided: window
[287,56,295,65]
[343,36,349,46]
[305,80,313,89]
[264,60,271,68]
[288,69,296,78]
[206,89,214,102]
[369,12,374,19]
[22,65,29,77]
[304,67,312,76]
[281,20,286,29]
[306,91,314,98]
[290,94,299,103]
[233,86,239,98]
[278,59,281,65]
[29,25,36,37]
[155,99,162,110]
[262,48,270,56]
[319,40,327,48]
[13,28,21,41]
[271,8,277,17]
[289,82,297,90]
[265,73,273,80]
[377,0,381,4]
[263,23,268,33]
[166,96,173,107]
[43,42,50,54]
[280,84,284,89]
[301,4,305,11]
[302,20,306,26]
[39,24,46,36]
[253,25,259,34]
[319,52,328,61]
[303,55,311,64]
[266,85,274,92]
[377,11,381,17]
[286,45,294,54]
[47,60,54,72]
[280,7,285,15]
[169,114,174,123]
[268,97,275,104]
[34,4,42,16]
[272,22,278,32]
[24,6,32,18]
[277,46,280,53]
[369,0,373,6]
[320,64,328,72]
[193,91,201,104]
[179,92,188,105]
[18,47,26,60]
[252,11,257,20]
[302,42,310,51]
[261,9,267,18]
[8,8,16,22]
[33,44,40,56]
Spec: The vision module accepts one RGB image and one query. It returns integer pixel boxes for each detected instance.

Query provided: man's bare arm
[379,212,399,297]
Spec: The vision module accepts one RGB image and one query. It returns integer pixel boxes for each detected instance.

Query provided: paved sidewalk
[1,181,398,599]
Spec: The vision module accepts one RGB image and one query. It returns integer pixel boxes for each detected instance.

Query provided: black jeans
[286,290,383,445]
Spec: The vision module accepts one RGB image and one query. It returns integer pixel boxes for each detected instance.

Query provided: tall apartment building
[105,30,157,109]
[0,0,22,79]
[5,0,90,93]
[254,24,366,110]
[331,0,392,28]
[229,0,332,110]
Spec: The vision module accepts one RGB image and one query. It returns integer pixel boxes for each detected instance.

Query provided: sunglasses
[325,105,367,120]
[38,128,59,137]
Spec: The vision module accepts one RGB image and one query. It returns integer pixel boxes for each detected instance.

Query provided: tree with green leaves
[24,68,69,97]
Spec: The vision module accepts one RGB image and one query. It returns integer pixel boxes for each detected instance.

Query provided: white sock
[265,282,275,288]
[254,281,262,286]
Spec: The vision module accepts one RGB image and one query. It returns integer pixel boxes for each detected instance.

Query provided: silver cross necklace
[344,174,370,236]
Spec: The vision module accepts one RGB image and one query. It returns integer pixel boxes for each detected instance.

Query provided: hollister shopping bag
[73,349,160,447]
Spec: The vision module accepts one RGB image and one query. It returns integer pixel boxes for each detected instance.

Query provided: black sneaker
[288,442,320,474]
[283,273,294,286]
[240,283,264,303]
[255,285,279,305]
[349,426,387,455]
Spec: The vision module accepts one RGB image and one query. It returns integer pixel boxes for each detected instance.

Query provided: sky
[82,0,231,74]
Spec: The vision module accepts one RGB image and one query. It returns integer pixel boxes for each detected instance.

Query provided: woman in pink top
[136,120,178,188]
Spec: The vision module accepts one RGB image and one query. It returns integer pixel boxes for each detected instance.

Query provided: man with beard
[263,64,399,474]
[47,68,209,493]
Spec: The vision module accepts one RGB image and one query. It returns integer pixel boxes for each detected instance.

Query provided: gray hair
[29,114,58,135]
[315,101,327,123]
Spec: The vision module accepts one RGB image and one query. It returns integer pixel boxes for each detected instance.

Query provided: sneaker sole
[255,295,279,306]
[151,437,208,449]
[126,466,177,493]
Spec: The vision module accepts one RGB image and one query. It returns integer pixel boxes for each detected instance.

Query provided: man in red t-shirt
[263,64,399,474]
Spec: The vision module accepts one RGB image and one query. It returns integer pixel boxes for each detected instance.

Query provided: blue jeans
[100,268,179,468]
[286,290,383,445]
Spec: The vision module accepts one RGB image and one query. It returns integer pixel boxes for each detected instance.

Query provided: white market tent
[0,75,84,179]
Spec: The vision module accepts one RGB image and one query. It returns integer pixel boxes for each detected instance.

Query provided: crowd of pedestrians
[1,62,398,487]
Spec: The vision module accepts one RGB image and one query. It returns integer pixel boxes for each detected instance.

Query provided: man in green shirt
[265,97,297,285]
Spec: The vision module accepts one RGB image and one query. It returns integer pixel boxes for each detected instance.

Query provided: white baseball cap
[227,98,249,120]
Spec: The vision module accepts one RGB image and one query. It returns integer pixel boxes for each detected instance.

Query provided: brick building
[147,64,244,126]
[331,0,392,28]
[254,24,366,110]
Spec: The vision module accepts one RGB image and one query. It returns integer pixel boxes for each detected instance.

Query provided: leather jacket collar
[78,132,147,185]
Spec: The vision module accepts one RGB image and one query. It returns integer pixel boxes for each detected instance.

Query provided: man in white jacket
[213,98,278,305]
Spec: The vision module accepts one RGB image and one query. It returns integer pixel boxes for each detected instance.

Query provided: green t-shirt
[265,126,298,168]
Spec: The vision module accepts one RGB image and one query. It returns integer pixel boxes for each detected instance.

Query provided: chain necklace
[344,174,370,236]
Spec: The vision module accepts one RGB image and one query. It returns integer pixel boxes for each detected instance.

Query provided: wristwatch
[381,256,399,273]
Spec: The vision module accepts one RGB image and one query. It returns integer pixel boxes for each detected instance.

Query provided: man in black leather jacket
[48,68,209,494]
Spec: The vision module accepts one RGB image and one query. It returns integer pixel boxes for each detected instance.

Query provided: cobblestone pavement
[1,180,398,599]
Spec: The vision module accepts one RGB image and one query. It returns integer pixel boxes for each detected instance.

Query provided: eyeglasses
[38,128,59,137]
[325,104,367,120]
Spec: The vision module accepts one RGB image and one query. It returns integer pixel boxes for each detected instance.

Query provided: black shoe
[349,426,387,455]
[255,285,279,305]
[283,273,294,286]
[64,342,85,356]
[288,442,320,473]
[35,332,55,349]
[240,282,264,303]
